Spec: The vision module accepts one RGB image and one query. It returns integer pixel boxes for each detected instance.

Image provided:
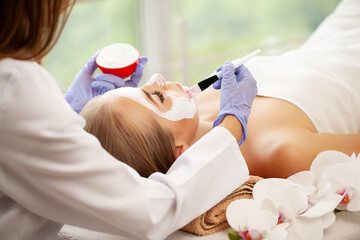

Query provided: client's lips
[182,86,193,102]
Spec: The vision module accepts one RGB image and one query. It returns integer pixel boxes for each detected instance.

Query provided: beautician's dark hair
[0,0,74,62]
[81,97,177,178]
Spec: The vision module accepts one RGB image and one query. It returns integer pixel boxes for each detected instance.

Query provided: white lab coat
[0,58,249,240]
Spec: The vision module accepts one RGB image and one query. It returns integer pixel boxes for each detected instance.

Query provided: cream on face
[103,77,198,121]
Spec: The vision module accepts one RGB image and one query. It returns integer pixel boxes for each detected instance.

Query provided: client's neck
[189,120,213,146]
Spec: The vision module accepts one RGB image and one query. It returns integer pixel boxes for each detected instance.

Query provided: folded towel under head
[181,175,263,236]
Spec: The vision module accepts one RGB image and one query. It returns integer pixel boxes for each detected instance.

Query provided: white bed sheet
[56,211,360,240]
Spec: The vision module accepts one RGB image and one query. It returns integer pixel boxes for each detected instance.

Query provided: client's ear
[174,143,189,158]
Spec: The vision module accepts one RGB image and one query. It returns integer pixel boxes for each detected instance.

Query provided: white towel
[246,0,360,134]
[55,226,124,240]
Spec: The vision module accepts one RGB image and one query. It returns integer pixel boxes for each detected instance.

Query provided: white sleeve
[0,60,249,240]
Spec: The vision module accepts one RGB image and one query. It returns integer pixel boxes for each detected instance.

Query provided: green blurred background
[43,0,341,92]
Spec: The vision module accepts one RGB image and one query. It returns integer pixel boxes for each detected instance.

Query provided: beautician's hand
[64,52,147,113]
[91,56,148,90]
[212,62,257,145]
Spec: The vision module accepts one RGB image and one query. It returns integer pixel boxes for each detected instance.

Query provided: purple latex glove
[64,53,147,113]
[212,61,257,145]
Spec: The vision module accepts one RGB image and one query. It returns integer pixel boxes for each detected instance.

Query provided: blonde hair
[0,0,74,62]
[81,97,176,177]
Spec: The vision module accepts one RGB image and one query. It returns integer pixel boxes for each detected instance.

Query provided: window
[44,0,341,91]
[44,0,137,92]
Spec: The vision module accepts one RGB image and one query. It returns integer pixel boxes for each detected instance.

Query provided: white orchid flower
[350,152,360,163]
[288,170,342,220]
[227,178,334,240]
[291,150,360,211]
[289,150,360,211]
[319,162,360,211]
[253,178,336,240]
[226,150,359,240]
[310,151,354,182]
[226,198,288,240]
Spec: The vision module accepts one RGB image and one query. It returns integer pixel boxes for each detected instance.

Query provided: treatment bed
[56,210,360,240]
[56,176,360,240]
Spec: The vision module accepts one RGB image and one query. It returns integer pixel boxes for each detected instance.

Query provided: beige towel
[181,176,263,236]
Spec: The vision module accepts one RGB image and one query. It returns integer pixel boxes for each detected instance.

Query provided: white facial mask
[103,86,198,122]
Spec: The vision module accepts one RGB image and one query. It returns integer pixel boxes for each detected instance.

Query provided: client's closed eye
[152,91,165,103]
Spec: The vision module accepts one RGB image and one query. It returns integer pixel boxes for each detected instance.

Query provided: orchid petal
[336,203,347,211]
[253,178,299,203]
[279,187,308,219]
[301,199,338,218]
[261,198,278,216]
[310,151,352,180]
[226,199,258,231]
[287,171,314,187]
[303,193,342,218]
[347,191,360,211]
[319,212,336,229]
[264,223,288,240]
[349,153,360,163]
[248,209,278,233]
[321,163,360,190]
[314,181,332,199]
[286,217,324,240]
[304,186,316,197]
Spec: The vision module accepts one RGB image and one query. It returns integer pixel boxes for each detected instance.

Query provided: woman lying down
[80,67,359,179]
[80,63,359,180]
[81,2,360,179]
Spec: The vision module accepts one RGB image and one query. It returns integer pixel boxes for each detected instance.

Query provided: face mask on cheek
[103,87,197,121]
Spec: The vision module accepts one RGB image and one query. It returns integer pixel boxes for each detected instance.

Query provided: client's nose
[145,74,168,89]
[155,74,167,90]
[166,82,185,93]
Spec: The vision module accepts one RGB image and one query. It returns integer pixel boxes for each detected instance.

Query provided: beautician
[0,1,257,240]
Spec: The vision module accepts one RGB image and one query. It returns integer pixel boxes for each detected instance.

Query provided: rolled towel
[181,175,263,236]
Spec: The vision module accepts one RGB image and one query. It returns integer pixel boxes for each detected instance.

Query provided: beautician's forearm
[219,115,243,143]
